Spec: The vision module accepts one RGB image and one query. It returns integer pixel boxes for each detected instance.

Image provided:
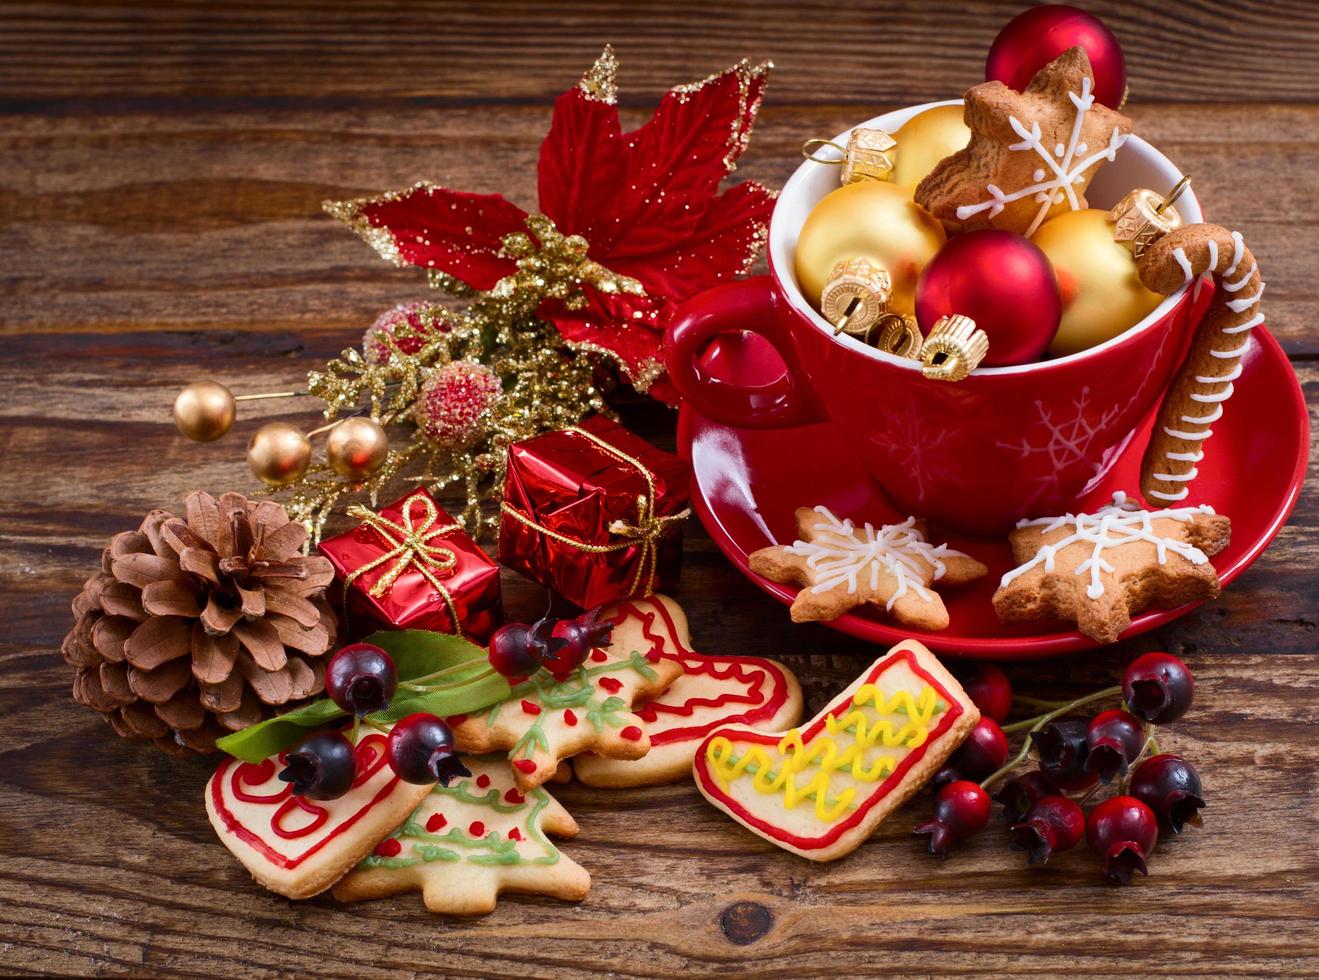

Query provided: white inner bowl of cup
[769,99,1204,376]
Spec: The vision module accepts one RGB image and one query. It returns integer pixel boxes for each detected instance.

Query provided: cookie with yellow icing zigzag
[333,755,589,916]
[692,639,978,862]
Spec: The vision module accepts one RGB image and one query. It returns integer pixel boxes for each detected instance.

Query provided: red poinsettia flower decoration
[326,46,775,405]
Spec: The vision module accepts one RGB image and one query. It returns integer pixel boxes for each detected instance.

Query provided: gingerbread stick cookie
[1138,224,1264,504]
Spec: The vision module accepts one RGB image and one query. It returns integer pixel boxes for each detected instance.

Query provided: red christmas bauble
[915,230,1061,366]
[985,5,1127,109]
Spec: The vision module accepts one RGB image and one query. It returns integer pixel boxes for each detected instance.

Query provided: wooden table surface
[3,1,1317,975]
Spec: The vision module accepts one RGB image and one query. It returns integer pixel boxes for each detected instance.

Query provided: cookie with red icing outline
[450,598,685,790]
[693,639,978,862]
[333,755,590,916]
[205,730,433,899]
[572,596,803,788]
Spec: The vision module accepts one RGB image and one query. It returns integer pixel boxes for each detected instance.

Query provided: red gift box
[498,415,691,609]
[319,488,502,643]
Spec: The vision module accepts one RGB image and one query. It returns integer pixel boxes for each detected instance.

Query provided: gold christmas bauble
[891,104,971,190]
[795,180,946,317]
[173,381,236,442]
[247,422,311,487]
[326,417,389,480]
[1033,209,1165,357]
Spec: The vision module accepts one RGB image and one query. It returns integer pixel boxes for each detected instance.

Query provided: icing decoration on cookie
[915,47,1132,237]
[206,731,434,900]
[572,596,803,787]
[993,491,1231,645]
[692,639,979,862]
[748,506,987,629]
[449,602,684,790]
[332,755,589,915]
[1134,224,1265,503]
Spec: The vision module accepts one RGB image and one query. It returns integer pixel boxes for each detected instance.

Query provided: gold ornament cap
[919,314,989,382]
[821,257,892,335]
[1108,177,1188,261]
[867,313,924,358]
[802,127,897,184]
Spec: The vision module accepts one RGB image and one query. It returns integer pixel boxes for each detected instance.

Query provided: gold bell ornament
[919,314,989,382]
[795,180,946,327]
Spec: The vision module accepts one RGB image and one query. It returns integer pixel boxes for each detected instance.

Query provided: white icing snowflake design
[957,75,1128,237]
[1000,491,1216,599]
[996,387,1123,509]
[788,506,971,611]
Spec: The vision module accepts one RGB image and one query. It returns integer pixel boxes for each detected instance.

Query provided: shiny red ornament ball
[986,5,1127,109]
[415,360,503,450]
[915,230,1061,366]
[362,301,449,365]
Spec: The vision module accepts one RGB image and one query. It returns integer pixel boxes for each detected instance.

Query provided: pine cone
[61,490,338,755]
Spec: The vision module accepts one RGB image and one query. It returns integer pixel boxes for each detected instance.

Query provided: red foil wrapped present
[319,488,501,643]
[498,415,691,608]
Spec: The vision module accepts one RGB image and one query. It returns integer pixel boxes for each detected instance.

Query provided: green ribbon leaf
[214,698,346,764]
[215,629,510,763]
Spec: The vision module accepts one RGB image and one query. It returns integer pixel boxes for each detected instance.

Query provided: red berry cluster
[487,606,614,682]
[914,653,1205,884]
[277,644,468,800]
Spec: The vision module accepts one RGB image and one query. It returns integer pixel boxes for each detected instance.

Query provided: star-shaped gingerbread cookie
[449,603,684,790]
[993,491,1231,644]
[333,755,590,916]
[916,47,1132,236]
[749,506,987,630]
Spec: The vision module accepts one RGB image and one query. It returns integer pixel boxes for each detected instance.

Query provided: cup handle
[665,276,827,429]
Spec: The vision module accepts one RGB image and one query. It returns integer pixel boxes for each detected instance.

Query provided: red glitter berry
[414,360,503,450]
[361,301,447,365]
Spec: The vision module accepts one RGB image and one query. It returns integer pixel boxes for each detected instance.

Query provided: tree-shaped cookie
[332,755,590,916]
[916,47,1132,237]
[692,639,979,862]
[450,606,684,790]
[572,596,803,787]
[206,730,433,900]
[749,506,986,629]
[993,491,1232,644]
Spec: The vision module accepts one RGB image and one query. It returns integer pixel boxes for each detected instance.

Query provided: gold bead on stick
[821,257,892,336]
[326,417,390,480]
[919,314,989,382]
[866,313,924,358]
[802,127,897,184]
[173,381,236,442]
[1109,176,1189,262]
[247,422,311,486]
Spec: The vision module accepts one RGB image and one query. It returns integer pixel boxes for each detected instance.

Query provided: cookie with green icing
[332,755,589,915]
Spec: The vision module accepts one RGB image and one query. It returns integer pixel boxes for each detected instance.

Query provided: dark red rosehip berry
[1030,717,1098,791]
[1129,754,1206,835]
[536,606,615,681]
[1085,709,1146,782]
[1123,652,1194,725]
[947,717,1010,781]
[487,623,545,679]
[325,643,397,717]
[993,770,1059,825]
[913,780,990,858]
[1010,795,1085,865]
[278,731,357,800]
[956,663,1013,723]
[931,763,963,792]
[1086,795,1159,884]
[387,713,471,786]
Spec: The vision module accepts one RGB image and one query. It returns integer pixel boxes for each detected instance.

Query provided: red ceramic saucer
[676,326,1308,660]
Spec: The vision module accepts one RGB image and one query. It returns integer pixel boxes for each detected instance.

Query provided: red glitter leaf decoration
[327,182,528,291]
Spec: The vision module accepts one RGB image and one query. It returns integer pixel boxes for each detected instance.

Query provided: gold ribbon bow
[342,493,464,636]
[500,424,691,599]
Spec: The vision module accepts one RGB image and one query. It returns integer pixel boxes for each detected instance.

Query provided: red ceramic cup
[666,100,1209,535]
